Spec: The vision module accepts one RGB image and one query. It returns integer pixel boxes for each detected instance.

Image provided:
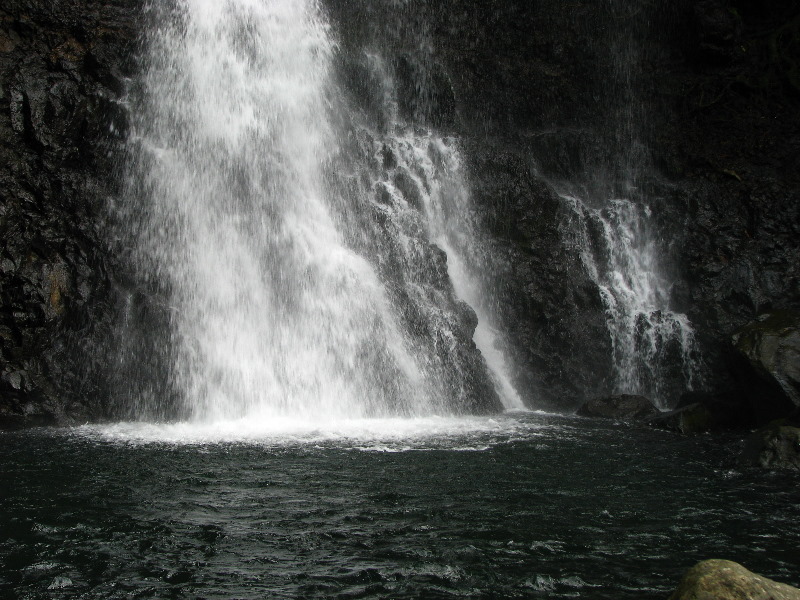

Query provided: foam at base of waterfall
[72,411,545,447]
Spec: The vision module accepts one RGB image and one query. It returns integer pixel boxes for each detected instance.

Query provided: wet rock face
[669,559,800,600]
[0,0,138,427]
[732,311,800,418]
[461,140,614,408]
[423,0,800,412]
[662,1,800,410]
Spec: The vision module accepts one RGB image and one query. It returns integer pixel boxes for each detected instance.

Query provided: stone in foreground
[575,394,659,421]
[669,559,800,600]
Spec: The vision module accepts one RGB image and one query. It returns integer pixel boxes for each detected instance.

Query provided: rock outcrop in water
[669,559,800,600]
[1,0,799,425]
[649,403,717,434]
[740,424,800,470]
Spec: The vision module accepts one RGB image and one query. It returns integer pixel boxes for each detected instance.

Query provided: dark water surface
[2,413,798,599]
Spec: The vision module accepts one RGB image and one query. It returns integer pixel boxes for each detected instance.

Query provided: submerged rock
[676,391,755,430]
[47,577,73,590]
[739,424,800,470]
[669,559,800,600]
[575,394,659,421]
[649,390,758,433]
[649,403,714,434]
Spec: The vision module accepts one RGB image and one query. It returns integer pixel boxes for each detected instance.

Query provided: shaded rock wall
[0,0,137,427]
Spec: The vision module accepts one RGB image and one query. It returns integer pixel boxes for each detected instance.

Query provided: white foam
[70,413,549,448]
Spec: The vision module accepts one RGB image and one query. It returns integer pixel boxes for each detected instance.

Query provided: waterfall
[330,24,525,411]
[386,133,526,411]
[116,0,517,421]
[541,0,702,408]
[563,196,699,407]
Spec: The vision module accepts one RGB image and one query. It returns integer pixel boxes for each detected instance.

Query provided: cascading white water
[346,49,526,411]
[564,195,699,407]
[120,0,519,422]
[539,0,702,408]
[124,0,451,421]
[387,134,526,411]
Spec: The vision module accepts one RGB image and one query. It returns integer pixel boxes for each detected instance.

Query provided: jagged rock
[576,394,659,421]
[47,577,73,590]
[669,559,800,600]
[739,424,800,470]
[732,311,800,418]
[463,143,614,409]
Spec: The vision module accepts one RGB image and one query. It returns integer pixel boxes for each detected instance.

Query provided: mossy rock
[670,559,800,600]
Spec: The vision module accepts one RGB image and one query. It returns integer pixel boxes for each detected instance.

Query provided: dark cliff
[0,0,137,427]
[1,0,798,425]
[423,0,800,412]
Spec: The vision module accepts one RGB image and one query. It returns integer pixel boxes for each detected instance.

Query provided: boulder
[739,424,800,470]
[669,559,800,600]
[576,394,659,421]
[732,311,800,422]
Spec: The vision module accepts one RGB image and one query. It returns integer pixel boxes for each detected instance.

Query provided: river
[2,413,798,599]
